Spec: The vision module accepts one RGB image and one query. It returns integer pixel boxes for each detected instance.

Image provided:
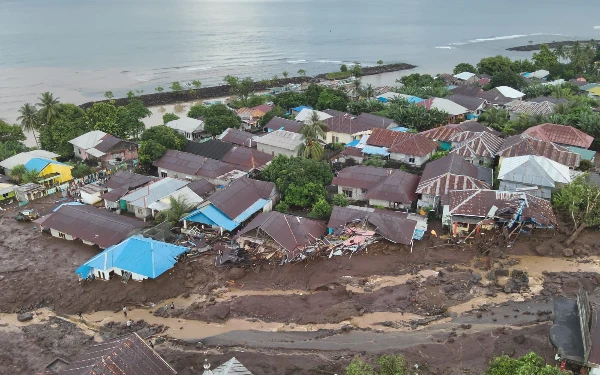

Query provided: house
[323,115,373,144]
[489,86,525,100]
[147,186,205,217]
[416,153,491,210]
[24,157,73,185]
[204,357,254,375]
[332,165,420,209]
[529,96,568,105]
[498,155,572,199]
[365,128,412,148]
[322,109,351,117]
[255,130,304,157]
[165,117,205,141]
[184,139,233,160]
[587,86,600,98]
[446,94,488,118]
[419,126,463,150]
[34,203,149,248]
[388,134,439,166]
[453,72,478,83]
[218,128,258,147]
[79,182,107,205]
[100,171,157,210]
[505,100,556,119]
[185,178,216,198]
[339,146,365,164]
[355,113,397,130]
[237,104,273,127]
[69,130,138,164]
[35,333,177,375]
[417,98,469,123]
[444,189,557,235]
[523,123,594,149]
[565,146,596,163]
[153,150,239,186]
[294,108,332,122]
[290,105,312,116]
[0,150,59,175]
[449,131,503,166]
[264,116,303,133]
[75,235,189,281]
[328,205,424,246]
[120,177,190,219]
[451,86,514,106]
[182,177,278,233]
[221,146,273,171]
[13,183,46,202]
[497,135,581,168]
[0,182,15,201]
[235,211,326,261]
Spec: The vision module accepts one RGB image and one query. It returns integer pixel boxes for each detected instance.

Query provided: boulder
[534,245,551,256]
[227,268,246,280]
[562,248,574,257]
[17,312,33,322]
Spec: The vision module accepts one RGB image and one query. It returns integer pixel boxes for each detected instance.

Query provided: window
[342,189,353,198]
[361,189,368,194]
[408,157,415,163]
[58,232,66,239]
[137,208,144,214]
[160,171,167,178]
[479,159,484,165]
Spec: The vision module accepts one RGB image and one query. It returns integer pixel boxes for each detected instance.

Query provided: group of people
[65,169,112,200]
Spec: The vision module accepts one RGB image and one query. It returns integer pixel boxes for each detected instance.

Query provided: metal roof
[184,139,233,160]
[57,333,176,375]
[0,150,58,170]
[75,235,189,279]
[355,113,396,129]
[505,100,556,116]
[204,177,275,219]
[221,146,273,171]
[153,150,236,178]
[209,357,254,375]
[294,108,332,122]
[419,125,462,143]
[265,117,303,133]
[255,130,303,151]
[218,128,258,147]
[121,177,189,208]
[103,171,157,190]
[566,146,596,161]
[24,158,51,172]
[388,134,439,157]
[453,72,476,81]
[419,153,479,182]
[68,130,107,149]
[333,165,395,190]
[446,94,486,111]
[417,154,489,199]
[324,115,373,135]
[417,98,469,116]
[185,178,215,197]
[523,123,594,148]
[494,86,525,99]
[498,135,581,168]
[147,186,204,212]
[165,117,204,133]
[498,155,572,188]
[450,132,503,159]
[364,170,420,204]
[367,128,412,148]
[36,204,149,248]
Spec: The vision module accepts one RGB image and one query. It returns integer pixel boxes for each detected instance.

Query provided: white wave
[185,66,212,71]
[594,26,600,29]
[435,46,453,49]
[287,59,308,64]
[448,33,568,46]
[315,60,343,64]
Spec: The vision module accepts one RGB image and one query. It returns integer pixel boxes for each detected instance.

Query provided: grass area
[325,71,352,80]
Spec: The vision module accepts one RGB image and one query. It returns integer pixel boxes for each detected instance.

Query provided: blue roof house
[75,235,189,281]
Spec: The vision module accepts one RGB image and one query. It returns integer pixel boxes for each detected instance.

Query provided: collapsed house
[328,205,427,248]
[203,357,254,375]
[551,288,600,374]
[443,189,557,238]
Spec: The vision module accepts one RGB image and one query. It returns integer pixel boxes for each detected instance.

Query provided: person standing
[123,307,127,317]
[170,302,175,310]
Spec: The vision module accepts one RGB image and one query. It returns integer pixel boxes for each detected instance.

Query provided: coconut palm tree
[478,107,509,131]
[9,164,27,184]
[298,111,327,160]
[23,168,40,184]
[351,79,362,100]
[155,196,196,226]
[550,85,572,99]
[363,84,375,99]
[17,103,40,146]
[555,45,566,63]
[297,69,306,77]
[36,92,61,126]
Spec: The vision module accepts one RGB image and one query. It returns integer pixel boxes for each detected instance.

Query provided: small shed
[14,183,46,202]
[79,182,107,205]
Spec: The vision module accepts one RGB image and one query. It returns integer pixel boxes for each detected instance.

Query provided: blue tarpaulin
[388,126,409,132]
[75,236,189,280]
[361,145,390,156]
[346,139,360,147]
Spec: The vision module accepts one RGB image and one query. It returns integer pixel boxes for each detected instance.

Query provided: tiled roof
[523,123,594,148]
[419,126,462,142]
[367,128,412,148]
[497,135,580,168]
[450,132,503,159]
[324,115,372,135]
[388,134,439,157]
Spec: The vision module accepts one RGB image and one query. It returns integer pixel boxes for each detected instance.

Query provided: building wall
[104,199,119,210]
[462,155,493,166]
[0,187,15,201]
[499,181,552,199]
[40,163,73,184]
[337,185,366,201]
[418,194,437,208]
[127,203,152,219]
[389,152,431,167]
[368,198,411,209]
[50,228,75,241]
[256,143,297,157]
[326,131,366,145]
[157,168,202,181]
[93,267,146,281]
[73,146,89,160]
[102,143,138,163]
[81,191,103,205]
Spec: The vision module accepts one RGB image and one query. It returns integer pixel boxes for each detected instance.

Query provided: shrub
[326,71,352,80]
[578,159,593,171]
[275,201,289,213]
[332,194,349,207]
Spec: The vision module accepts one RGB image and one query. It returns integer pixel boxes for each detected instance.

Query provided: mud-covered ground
[2,195,600,374]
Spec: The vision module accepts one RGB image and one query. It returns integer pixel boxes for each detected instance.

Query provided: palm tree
[297,69,306,77]
[363,84,375,98]
[17,103,40,146]
[550,85,572,99]
[555,45,566,63]
[298,111,327,159]
[352,79,362,99]
[23,168,40,184]
[155,196,196,226]
[36,92,61,126]
[282,71,289,78]
[478,107,509,131]
[9,164,27,184]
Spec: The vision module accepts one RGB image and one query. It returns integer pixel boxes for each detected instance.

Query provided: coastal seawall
[79,63,416,110]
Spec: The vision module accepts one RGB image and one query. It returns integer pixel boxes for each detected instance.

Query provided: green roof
[566,146,596,161]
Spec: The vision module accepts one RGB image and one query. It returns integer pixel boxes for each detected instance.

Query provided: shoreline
[507,39,597,52]
[79,62,416,110]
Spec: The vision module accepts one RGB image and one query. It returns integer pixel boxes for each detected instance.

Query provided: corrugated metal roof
[355,113,396,129]
[446,94,486,111]
[185,178,215,197]
[58,333,176,375]
[210,357,254,375]
[450,132,503,159]
[419,153,479,182]
[121,177,189,208]
[523,123,594,149]
[68,130,107,149]
[0,151,59,170]
[165,117,204,133]
[364,170,420,204]
[203,177,275,219]
[183,203,239,231]
[420,125,462,142]
[453,72,476,80]
[494,86,525,99]
[333,165,394,190]
[104,171,157,190]
[417,98,469,116]
[265,117,303,133]
[24,158,51,172]
[255,130,303,151]
[147,186,204,211]
[367,128,412,148]
[153,150,236,178]
[498,155,572,188]
[221,146,273,171]
[75,235,189,279]
[361,145,390,156]
[566,146,596,161]
[388,134,439,157]
[184,139,233,160]
[324,115,373,135]
[294,108,332,122]
[218,128,257,147]
[498,135,581,168]
[505,100,556,116]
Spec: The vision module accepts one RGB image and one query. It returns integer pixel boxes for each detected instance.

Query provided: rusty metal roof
[419,153,479,182]
[523,123,594,148]
[235,211,326,257]
[419,125,462,142]
[450,131,503,159]
[185,178,215,197]
[417,154,489,200]
[221,146,273,171]
[341,146,364,157]
[388,134,439,157]
[355,113,396,129]
[59,333,176,375]
[332,165,394,190]
[367,128,412,148]
[498,135,581,168]
[448,189,557,227]
[207,177,276,219]
[37,204,149,248]
[153,150,236,178]
[264,116,303,133]
[324,115,372,135]
[103,171,157,191]
[220,128,256,147]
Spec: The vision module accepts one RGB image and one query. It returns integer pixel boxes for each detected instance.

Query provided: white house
[165,117,205,141]
[120,178,189,219]
[498,155,572,199]
[255,130,304,157]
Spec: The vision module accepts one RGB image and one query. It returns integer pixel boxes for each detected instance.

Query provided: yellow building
[24,158,73,185]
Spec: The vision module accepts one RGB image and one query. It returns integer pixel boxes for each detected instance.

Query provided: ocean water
[0,0,599,124]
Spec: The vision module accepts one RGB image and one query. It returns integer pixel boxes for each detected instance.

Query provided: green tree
[348,99,384,115]
[163,113,180,124]
[553,174,600,245]
[304,84,325,108]
[377,99,448,131]
[188,104,207,119]
[155,87,164,93]
[258,105,286,127]
[532,44,559,70]
[284,182,327,208]
[298,111,327,160]
[512,59,536,73]
[203,103,242,136]
[453,62,476,75]
[478,107,510,131]
[340,64,348,72]
[332,193,349,207]
[282,71,289,78]
[104,91,114,99]
[36,92,61,126]
[550,85,573,99]
[127,90,135,99]
[156,196,196,226]
[485,352,562,375]
[0,141,28,162]
[346,354,411,375]
[224,75,254,106]
[259,155,333,198]
[171,82,183,93]
[17,103,40,146]
[9,164,27,184]
[86,102,120,136]
[191,80,202,90]
[0,119,26,143]
[273,92,306,111]
[309,198,332,219]
[555,45,567,63]
[363,155,385,167]
[140,125,187,151]
[350,62,363,77]
[246,95,267,107]
[39,103,88,157]
[138,140,167,165]
[71,163,93,178]
[22,168,39,184]
[316,88,349,111]
[274,201,289,213]
[399,73,437,87]
[298,69,306,77]
[363,84,376,99]
[488,70,525,89]
[429,150,449,161]
[477,55,514,76]
[377,60,383,65]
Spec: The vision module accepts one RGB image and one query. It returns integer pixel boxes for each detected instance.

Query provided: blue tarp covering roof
[388,126,409,132]
[24,157,68,172]
[361,145,390,156]
[291,105,312,112]
[183,198,271,231]
[407,96,424,104]
[346,139,360,147]
[75,235,189,279]
[233,198,270,223]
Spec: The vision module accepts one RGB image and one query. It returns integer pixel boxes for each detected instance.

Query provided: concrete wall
[337,186,366,201]
[93,267,145,281]
[499,181,552,199]
[127,203,152,219]
[104,199,119,210]
[73,146,89,160]
[368,198,411,209]
[418,194,437,208]
[81,191,103,205]
[50,228,75,241]
[256,143,297,157]
[390,152,430,167]
[326,131,368,145]
[462,155,493,166]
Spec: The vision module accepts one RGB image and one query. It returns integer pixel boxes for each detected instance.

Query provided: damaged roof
[450,131,503,159]
[448,189,557,227]
[523,123,594,149]
[35,203,149,248]
[153,150,237,178]
[328,206,417,245]
[235,211,326,257]
[497,135,581,168]
[58,333,176,375]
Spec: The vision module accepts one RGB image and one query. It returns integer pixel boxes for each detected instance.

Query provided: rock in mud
[17,312,33,322]
[535,244,551,256]
[562,248,574,257]
[227,268,246,280]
